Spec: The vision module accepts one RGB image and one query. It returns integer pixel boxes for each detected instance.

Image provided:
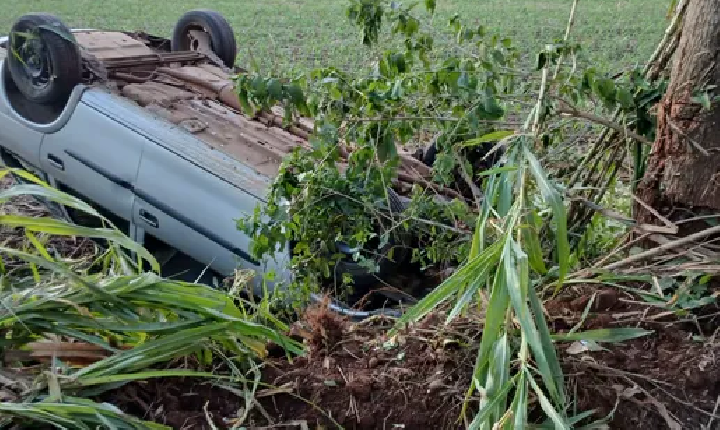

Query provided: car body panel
[0,61,88,168]
[79,88,273,201]
[132,140,293,292]
[40,100,146,224]
[73,31,155,59]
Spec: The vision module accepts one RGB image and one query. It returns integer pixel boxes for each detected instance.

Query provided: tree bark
[635,0,720,228]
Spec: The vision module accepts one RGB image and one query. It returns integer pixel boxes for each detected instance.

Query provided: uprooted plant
[231,0,686,427]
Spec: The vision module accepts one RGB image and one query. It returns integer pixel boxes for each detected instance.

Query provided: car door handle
[139,209,159,228]
[47,153,64,171]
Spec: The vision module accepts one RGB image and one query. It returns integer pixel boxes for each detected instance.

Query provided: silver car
[0,10,416,316]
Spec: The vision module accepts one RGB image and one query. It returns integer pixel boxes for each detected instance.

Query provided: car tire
[422,141,438,166]
[171,10,237,69]
[334,187,411,289]
[6,13,82,105]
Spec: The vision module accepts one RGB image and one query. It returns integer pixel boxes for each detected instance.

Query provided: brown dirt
[98,284,719,430]
[255,305,480,430]
[99,304,483,430]
[546,284,720,429]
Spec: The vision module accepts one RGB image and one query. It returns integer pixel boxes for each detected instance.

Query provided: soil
[546,285,720,430]
[101,306,483,430]
[98,284,719,430]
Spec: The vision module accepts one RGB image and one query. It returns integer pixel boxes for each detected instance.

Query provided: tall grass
[391,136,649,428]
[0,168,301,429]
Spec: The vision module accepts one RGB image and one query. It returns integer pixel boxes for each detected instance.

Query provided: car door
[39,99,147,227]
[131,139,264,279]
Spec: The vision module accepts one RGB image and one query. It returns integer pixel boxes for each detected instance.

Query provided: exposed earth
[98,288,719,430]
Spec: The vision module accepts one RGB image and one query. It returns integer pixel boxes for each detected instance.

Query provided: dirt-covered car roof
[1,29,435,193]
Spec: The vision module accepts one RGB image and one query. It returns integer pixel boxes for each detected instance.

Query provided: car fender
[0,59,88,133]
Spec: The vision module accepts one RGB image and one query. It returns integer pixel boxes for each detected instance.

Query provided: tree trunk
[635,0,720,228]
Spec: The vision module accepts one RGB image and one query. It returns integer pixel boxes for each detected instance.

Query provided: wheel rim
[11,30,53,91]
[180,24,213,53]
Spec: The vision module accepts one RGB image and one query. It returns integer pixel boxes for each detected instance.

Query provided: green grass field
[2,0,668,75]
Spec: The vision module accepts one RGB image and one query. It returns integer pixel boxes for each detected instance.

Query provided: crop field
[2,0,668,74]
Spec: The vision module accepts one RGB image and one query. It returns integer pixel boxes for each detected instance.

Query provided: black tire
[334,188,411,289]
[6,13,82,105]
[171,9,237,69]
[422,141,438,166]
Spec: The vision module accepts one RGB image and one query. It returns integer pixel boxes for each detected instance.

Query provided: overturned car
[0,10,438,316]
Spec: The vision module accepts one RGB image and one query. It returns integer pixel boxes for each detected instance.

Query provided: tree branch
[554,99,653,145]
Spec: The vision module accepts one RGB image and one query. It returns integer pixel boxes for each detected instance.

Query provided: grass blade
[523,144,570,285]
[552,328,653,343]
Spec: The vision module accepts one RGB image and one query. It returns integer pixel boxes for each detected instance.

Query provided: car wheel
[6,13,82,105]
[422,141,438,167]
[334,187,411,289]
[171,10,237,69]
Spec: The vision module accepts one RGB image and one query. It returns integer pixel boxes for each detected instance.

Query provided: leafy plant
[236,0,527,299]
[232,0,667,427]
[0,169,301,429]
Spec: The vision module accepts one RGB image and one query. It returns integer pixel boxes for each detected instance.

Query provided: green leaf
[76,370,237,387]
[467,374,519,429]
[522,211,548,275]
[503,238,562,404]
[267,78,283,100]
[0,182,103,220]
[391,240,504,331]
[522,144,570,286]
[527,368,570,430]
[0,215,160,273]
[528,282,565,406]
[0,401,170,429]
[552,328,653,343]
[594,78,616,106]
[459,130,514,148]
[510,371,528,429]
[615,87,635,109]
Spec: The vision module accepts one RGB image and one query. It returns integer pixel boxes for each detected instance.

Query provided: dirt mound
[546,286,720,429]
[98,286,719,429]
[257,305,479,429]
